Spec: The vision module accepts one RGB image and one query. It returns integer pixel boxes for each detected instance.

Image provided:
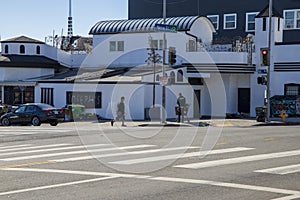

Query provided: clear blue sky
[0,0,128,41]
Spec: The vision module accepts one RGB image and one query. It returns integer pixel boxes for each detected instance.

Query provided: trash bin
[255,106,266,122]
[68,105,85,121]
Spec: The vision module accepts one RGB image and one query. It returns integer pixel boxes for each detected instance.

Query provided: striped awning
[89,16,200,35]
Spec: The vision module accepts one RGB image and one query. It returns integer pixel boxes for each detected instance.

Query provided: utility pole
[266,0,272,122]
[161,0,167,124]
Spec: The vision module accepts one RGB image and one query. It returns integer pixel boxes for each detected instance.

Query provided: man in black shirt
[177,93,186,123]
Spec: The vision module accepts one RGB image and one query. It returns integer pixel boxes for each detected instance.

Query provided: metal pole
[266,0,272,122]
[153,49,156,107]
[161,0,167,123]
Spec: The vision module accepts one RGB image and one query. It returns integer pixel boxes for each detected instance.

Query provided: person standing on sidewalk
[177,93,186,123]
[111,96,126,126]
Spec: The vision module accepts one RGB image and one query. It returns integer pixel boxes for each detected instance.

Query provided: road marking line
[110,147,254,165]
[0,176,117,196]
[0,161,56,169]
[0,144,31,150]
[51,146,199,163]
[255,164,300,175]
[0,144,109,156]
[2,168,300,196]
[0,145,155,161]
[264,138,275,141]
[0,143,73,153]
[174,149,300,169]
[216,142,228,146]
[270,195,300,200]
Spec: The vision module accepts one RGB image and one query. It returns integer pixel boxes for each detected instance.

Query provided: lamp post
[266,0,273,122]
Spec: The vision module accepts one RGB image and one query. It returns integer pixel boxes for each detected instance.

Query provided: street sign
[155,24,177,33]
[159,76,169,86]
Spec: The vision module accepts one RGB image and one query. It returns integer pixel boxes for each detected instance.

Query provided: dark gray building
[128,0,300,43]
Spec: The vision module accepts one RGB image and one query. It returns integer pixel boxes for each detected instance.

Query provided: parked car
[0,103,65,126]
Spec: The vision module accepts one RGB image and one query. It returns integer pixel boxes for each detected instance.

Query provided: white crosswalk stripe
[51,146,199,163]
[0,128,72,136]
[0,144,155,161]
[0,144,107,156]
[174,149,300,169]
[0,144,32,149]
[255,164,300,175]
[110,147,254,165]
[0,143,72,153]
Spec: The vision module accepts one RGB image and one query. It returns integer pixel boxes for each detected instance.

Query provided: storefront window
[4,86,34,105]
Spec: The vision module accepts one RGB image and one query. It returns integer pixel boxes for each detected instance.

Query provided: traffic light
[257,76,267,85]
[261,48,270,66]
[168,47,176,65]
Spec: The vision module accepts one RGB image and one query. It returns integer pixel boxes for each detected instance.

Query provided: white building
[1,8,300,121]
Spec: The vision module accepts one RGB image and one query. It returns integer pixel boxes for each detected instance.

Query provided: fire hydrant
[279,110,288,122]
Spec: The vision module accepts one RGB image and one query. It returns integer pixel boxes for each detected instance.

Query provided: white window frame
[150,39,164,50]
[284,9,300,30]
[246,12,259,32]
[109,41,124,52]
[224,13,237,30]
[207,15,219,30]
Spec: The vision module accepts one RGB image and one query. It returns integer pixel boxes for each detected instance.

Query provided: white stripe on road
[0,176,117,196]
[270,195,300,200]
[110,147,254,165]
[174,149,300,169]
[0,144,31,150]
[51,146,199,163]
[2,168,300,196]
[0,143,72,153]
[0,144,109,156]
[0,145,155,161]
[255,164,300,175]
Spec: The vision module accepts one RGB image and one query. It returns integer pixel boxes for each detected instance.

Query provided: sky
[0,0,128,42]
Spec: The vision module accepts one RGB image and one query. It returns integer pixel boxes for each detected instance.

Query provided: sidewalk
[96,117,300,127]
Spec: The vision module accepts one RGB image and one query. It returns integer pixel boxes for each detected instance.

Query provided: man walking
[111,96,126,126]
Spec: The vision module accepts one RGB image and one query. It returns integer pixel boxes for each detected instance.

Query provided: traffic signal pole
[161,0,167,124]
[266,0,273,123]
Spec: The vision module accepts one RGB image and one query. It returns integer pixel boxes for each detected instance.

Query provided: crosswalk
[0,127,73,136]
[0,142,299,176]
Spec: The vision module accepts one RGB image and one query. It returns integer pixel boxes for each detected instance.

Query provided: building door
[238,88,250,113]
[193,90,201,118]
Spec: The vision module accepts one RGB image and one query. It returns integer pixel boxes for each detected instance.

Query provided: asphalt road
[0,122,299,200]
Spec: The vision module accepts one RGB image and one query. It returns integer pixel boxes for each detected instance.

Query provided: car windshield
[37,104,55,110]
[15,106,26,113]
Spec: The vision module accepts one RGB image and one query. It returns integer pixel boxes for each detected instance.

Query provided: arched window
[20,45,25,54]
[170,71,175,84]
[36,46,41,54]
[177,70,183,82]
[4,45,9,54]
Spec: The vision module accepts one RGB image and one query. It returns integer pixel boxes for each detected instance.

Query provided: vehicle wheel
[50,120,58,126]
[31,117,41,126]
[1,118,11,126]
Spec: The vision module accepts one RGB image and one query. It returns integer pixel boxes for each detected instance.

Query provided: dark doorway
[193,90,201,118]
[238,88,250,113]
